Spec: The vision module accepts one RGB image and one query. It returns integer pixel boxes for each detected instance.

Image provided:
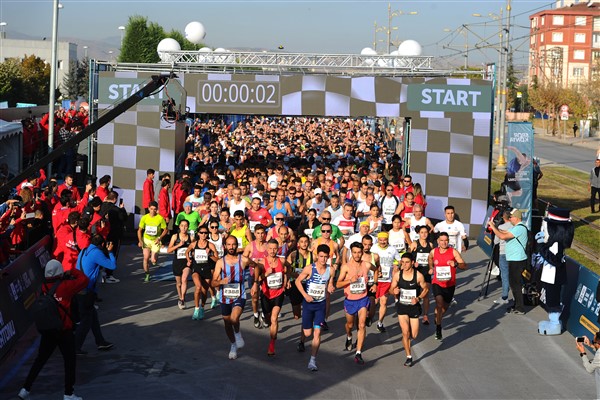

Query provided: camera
[577,336,585,343]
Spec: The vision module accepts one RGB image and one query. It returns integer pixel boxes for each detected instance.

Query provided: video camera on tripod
[486,192,510,234]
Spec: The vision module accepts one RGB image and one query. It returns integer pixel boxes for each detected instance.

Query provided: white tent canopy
[0,119,23,180]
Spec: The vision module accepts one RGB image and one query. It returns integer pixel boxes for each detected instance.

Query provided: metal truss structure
[106,50,455,77]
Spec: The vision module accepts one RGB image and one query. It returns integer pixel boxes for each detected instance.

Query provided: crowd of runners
[137,116,470,371]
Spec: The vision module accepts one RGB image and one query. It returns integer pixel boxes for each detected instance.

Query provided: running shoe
[261,314,270,328]
[404,357,413,367]
[254,315,262,329]
[198,308,205,320]
[17,388,30,400]
[97,342,114,351]
[376,323,386,333]
[235,332,245,349]
[192,308,201,320]
[365,316,372,327]
[297,341,305,352]
[354,353,365,365]
[144,274,150,283]
[320,321,329,331]
[211,297,218,308]
[494,297,509,305]
[512,309,525,315]
[178,300,185,310]
[104,276,120,283]
[228,344,238,360]
[64,394,83,400]
[435,330,443,340]
[307,359,318,371]
[422,315,430,325]
[345,337,353,351]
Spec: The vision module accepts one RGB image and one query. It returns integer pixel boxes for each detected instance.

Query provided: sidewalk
[534,127,600,151]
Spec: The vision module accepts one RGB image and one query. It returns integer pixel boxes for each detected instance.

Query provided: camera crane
[0,73,175,198]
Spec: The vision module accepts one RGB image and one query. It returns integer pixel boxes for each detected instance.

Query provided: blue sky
[0,0,554,68]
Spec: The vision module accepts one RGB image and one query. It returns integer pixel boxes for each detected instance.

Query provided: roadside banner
[504,122,534,228]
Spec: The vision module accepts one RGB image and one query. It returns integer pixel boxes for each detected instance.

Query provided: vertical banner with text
[505,122,534,228]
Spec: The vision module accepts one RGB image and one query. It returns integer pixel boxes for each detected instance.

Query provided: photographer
[74,234,117,354]
[576,333,600,399]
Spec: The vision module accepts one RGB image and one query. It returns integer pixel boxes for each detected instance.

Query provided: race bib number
[381,266,391,281]
[194,249,209,263]
[449,236,457,248]
[236,236,243,248]
[404,213,414,220]
[145,225,158,236]
[304,228,314,237]
[399,288,417,305]
[392,242,405,252]
[416,253,429,265]
[249,221,259,232]
[307,283,326,300]
[435,266,452,281]
[176,248,187,259]
[367,270,375,284]
[223,283,241,299]
[349,277,366,294]
[266,272,283,289]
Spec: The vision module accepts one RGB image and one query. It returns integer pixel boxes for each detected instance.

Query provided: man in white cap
[305,188,328,217]
[18,259,89,400]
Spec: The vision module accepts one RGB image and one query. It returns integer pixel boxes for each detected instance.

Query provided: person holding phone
[576,332,600,399]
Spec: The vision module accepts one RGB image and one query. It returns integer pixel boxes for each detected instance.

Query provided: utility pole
[496,0,511,171]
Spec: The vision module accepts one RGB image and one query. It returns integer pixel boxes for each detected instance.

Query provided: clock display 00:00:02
[197,81,280,108]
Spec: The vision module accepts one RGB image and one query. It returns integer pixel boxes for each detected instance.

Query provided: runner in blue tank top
[295,244,335,372]
[211,236,258,360]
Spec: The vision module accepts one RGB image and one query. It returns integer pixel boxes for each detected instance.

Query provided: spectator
[142,168,155,214]
[591,158,600,213]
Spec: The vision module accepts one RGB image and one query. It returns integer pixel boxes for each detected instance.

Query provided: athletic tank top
[409,216,428,241]
[172,233,191,267]
[397,269,421,305]
[229,198,246,217]
[208,233,224,257]
[277,242,289,259]
[292,251,313,279]
[193,240,215,268]
[269,200,288,219]
[414,240,432,268]
[260,257,285,299]
[230,224,249,250]
[220,255,245,304]
[305,264,330,303]
[389,229,406,253]
[310,198,326,216]
[431,247,457,288]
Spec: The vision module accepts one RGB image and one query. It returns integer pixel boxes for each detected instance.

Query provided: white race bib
[236,236,243,248]
[404,213,414,220]
[399,288,417,304]
[381,266,391,281]
[367,270,375,284]
[176,248,187,259]
[435,266,452,281]
[416,252,429,265]
[307,283,326,300]
[349,277,366,294]
[392,241,405,252]
[304,228,314,237]
[194,249,209,263]
[223,283,241,299]
[249,221,259,232]
[266,272,283,289]
[145,225,158,236]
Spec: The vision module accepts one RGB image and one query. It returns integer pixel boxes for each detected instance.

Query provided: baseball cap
[510,208,522,219]
[314,188,323,195]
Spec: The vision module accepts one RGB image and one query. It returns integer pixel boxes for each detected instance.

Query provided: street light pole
[386,3,417,54]
[496,0,511,171]
[118,25,125,48]
[0,22,7,39]
[48,0,61,177]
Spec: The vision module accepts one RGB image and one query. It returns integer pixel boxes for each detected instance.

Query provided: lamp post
[83,45,88,58]
[373,21,385,52]
[496,0,511,171]
[118,25,125,48]
[48,0,62,177]
[0,22,7,39]
[386,3,417,54]
[473,9,504,147]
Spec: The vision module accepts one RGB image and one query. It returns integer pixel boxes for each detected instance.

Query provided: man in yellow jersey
[138,201,167,282]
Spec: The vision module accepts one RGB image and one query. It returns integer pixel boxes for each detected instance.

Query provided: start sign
[407,84,492,113]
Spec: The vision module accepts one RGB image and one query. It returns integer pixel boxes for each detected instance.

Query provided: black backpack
[30,280,67,333]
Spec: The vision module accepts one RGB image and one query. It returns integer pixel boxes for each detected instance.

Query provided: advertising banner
[566,260,600,340]
[504,122,534,228]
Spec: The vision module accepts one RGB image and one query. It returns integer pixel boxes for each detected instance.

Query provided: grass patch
[566,249,600,275]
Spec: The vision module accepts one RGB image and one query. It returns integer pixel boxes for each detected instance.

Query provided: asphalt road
[1,243,596,400]
[534,134,597,173]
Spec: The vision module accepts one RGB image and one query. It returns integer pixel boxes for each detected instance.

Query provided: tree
[529,83,562,135]
[62,59,89,100]
[505,53,519,111]
[0,55,50,107]
[119,16,206,63]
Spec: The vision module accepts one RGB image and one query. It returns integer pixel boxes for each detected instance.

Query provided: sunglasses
[321,217,331,221]
[322,230,332,233]
[198,231,209,235]
[275,218,284,221]
[210,225,219,229]
[403,180,411,183]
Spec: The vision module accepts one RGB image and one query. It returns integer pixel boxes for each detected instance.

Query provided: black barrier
[0,236,51,361]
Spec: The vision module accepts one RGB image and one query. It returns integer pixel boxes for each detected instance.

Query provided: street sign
[561,104,569,112]
[561,111,569,120]
[516,92,522,98]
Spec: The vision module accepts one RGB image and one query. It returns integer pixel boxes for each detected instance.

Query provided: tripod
[478,243,498,301]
